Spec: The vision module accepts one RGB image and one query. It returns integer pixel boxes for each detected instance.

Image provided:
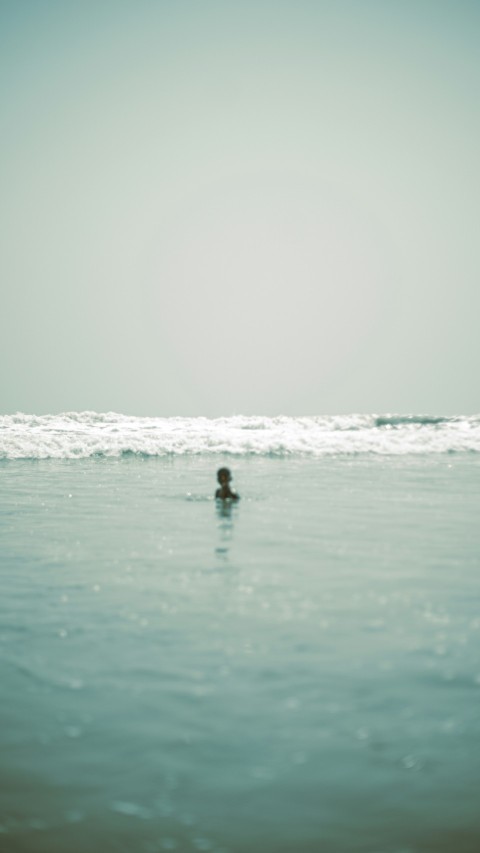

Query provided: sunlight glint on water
[1,450,480,853]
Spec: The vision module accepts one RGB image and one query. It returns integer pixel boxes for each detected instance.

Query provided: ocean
[1,413,480,853]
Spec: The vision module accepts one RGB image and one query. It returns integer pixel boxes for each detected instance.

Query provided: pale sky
[1,0,479,416]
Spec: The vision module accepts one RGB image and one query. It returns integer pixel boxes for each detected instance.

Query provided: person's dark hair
[217,467,231,481]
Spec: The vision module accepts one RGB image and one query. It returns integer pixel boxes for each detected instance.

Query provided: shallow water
[1,454,480,852]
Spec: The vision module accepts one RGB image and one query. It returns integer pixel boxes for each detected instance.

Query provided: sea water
[1,415,480,853]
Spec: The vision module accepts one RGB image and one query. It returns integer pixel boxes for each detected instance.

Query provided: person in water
[215,467,239,501]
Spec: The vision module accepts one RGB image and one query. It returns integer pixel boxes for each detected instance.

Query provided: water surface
[1,454,480,852]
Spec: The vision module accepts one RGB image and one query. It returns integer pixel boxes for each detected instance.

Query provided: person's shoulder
[215,487,239,501]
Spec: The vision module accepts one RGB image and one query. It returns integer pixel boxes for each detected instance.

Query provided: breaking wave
[1,412,480,459]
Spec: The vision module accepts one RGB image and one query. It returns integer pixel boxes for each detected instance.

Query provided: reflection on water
[216,499,235,520]
[215,499,237,559]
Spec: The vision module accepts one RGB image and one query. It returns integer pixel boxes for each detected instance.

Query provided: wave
[374,415,453,428]
[1,412,480,459]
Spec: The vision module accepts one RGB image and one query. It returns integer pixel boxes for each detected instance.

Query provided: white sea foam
[1,412,480,459]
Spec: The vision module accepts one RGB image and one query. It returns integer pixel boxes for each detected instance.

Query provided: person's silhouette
[215,467,239,501]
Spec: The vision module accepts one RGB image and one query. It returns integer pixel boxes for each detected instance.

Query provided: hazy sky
[1,0,479,416]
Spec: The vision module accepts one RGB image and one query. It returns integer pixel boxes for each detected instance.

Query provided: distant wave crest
[1,412,480,459]
[374,415,452,427]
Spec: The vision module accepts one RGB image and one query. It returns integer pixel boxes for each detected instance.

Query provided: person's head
[217,467,232,485]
